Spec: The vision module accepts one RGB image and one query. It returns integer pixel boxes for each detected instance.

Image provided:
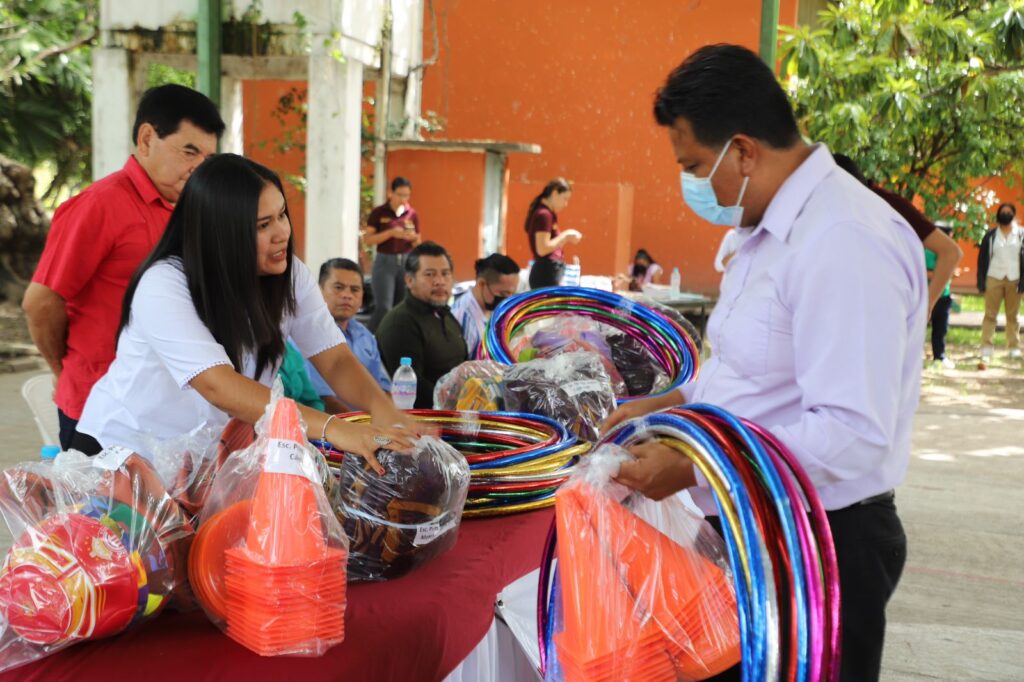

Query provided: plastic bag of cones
[0,447,194,673]
[550,445,741,682]
[189,391,349,657]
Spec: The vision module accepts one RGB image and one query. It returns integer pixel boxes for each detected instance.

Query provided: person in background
[22,84,224,451]
[75,155,417,471]
[977,203,1023,363]
[928,223,958,369]
[628,248,663,291]
[604,44,926,682]
[365,177,421,330]
[713,227,753,273]
[451,253,521,358]
[376,242,468,408]
[525,178,583,289]
[833,153,963,313]
[305,258,392,414]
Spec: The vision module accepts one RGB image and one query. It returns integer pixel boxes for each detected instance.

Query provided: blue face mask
[680,139,750,227]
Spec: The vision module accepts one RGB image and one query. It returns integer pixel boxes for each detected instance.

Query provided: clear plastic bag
[331,436,470,581]
[502,351,617,441]
[0,447,194,672]
[509,315,627,395]
[433,360,506,411]
[549,445,740,681]
[189,392,349,657]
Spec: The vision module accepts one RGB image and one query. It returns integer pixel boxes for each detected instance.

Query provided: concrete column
[219,76,244,155]
[305,54,365,264]
[91,48,134,179]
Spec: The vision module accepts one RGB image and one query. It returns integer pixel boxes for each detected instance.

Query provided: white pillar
[91,48,134,179]
[220,76,244,155]
[305,54,365,264]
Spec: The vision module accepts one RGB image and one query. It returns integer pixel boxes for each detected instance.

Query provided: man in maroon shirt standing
[22,84,224,451]
[365,176,422,331]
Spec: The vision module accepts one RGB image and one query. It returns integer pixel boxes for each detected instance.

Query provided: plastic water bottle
[40,445,59,461]
[391,357,417,409]
[670,267,682,299]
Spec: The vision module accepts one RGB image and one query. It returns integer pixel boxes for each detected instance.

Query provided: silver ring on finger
[373,435,392,447]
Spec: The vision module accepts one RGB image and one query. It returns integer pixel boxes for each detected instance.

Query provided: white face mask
[680,139,749,227]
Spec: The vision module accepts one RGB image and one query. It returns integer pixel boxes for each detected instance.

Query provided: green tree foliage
[780,0,1024,240]
[0,0,98,203]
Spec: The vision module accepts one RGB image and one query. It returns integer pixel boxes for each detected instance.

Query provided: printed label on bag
[563,379,603,397]
[92,445,135,471]
[265,438,322,484]
[413,515,458,546]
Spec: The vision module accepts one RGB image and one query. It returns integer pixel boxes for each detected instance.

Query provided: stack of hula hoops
[538,406,842,681]
[481,286,702,403]
[317,410,588,518]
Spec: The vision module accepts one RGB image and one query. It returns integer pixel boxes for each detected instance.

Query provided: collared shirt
[367,202,420,255]
[376,294,468,409]
[988,225,1023,281]
[305,317,392,397]
[681,145,927,512]
[714,227,754,273]
[78,256,344,460]
[32,156,173,418]
[451,289,487,359]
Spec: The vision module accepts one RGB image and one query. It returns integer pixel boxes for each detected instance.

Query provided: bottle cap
[40,445,60,460]
[400,357,412,366]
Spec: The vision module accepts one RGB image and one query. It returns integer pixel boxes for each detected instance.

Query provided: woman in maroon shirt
[525,178,583,289]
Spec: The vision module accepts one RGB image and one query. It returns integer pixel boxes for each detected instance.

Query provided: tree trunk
[0,155,49,303]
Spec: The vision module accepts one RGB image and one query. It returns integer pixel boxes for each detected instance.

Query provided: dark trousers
[57,409,103,455]
[529,257,564,289]
[706,496,907,682]
[930,294,952,360]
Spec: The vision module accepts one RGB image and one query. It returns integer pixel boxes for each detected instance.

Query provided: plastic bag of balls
[433,360,506,411]
[331,436,470,581]
[501,351,617,442]
[187,392,349,657]
[0,447,194,673]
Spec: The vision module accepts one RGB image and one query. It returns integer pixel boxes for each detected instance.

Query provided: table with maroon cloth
[2,509,554,682]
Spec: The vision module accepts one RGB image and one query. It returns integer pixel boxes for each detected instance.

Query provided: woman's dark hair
[524,177,571,233]
[391,176,412,191]
[634,248,655,264]
[120,154,296,380]
[653,44,800,149]
[132,84,225,145]
[319,257,363,286]
[474,253,521,281]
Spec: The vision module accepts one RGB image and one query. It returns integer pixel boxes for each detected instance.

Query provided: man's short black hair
[653,44,801,149]
[318,257,363,286]
[391,176,412,191]
[132,84,225,145]
[474,253,520,282]
[405,241,453,274]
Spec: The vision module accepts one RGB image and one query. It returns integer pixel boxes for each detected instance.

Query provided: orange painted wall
[417,0,767,294]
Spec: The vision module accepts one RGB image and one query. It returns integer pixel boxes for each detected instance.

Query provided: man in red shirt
[22,84,224,451]
[364,176,421,330]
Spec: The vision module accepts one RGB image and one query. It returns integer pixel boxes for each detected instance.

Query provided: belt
[857,489,895,506]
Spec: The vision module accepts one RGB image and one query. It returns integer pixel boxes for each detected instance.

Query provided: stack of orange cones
[221,398,347,656]
[554,484,740,681]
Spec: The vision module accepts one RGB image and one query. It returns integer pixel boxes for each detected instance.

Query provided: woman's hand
[369,400,438,438]
[563,228,583,244]
[326,420,414,475]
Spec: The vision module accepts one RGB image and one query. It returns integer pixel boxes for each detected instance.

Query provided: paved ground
[0,363,1021,679]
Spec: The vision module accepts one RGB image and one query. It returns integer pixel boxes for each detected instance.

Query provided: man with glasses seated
[376,242,468,408]
[23,84,223,452]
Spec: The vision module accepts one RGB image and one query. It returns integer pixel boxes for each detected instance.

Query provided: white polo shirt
[78,256,344,459]
[988,225,1023,281]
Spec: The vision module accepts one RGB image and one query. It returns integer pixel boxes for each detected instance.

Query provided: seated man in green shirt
[375,241,468,408]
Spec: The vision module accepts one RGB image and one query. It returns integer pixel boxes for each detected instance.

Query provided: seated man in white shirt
[604,44,926,682]
[450,253,520,358]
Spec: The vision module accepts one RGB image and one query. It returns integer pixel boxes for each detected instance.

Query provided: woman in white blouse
[77,155,415,472]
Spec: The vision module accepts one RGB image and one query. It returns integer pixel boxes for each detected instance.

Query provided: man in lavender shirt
[604,45,927,682]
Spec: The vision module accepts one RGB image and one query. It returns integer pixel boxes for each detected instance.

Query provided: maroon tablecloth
[2,508,554,682]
